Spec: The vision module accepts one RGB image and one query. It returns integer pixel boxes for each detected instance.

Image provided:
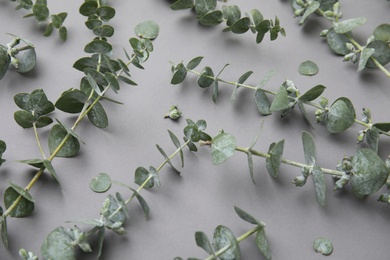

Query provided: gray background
[0,0,390,259]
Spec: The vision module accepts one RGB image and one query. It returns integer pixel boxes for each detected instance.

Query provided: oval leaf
[211,132,236,165]
[41,227,76,260]
[256,228,272,260]
[4,187,34,218]
[298,60,319,76]
[135,20,159,40]
[48,124,80,157]
[325,97,355,133]
[313,237,333,256]
[90,173,112,193]
[213,225,240,260]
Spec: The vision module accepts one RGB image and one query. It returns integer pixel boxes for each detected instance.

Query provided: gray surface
[0,0,390,259]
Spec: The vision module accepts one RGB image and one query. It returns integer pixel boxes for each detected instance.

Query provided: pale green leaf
[211,132,236,165]
[41,227,76,260]
[90,173,111,193]
[213,225,240,260]
[313,237,333,256]
[135,20,159,40]
[302,132,316,166]
[256,228,272,260]
[324,97,355,133]
[358,47,375,72]
[195,231,214,255]
[312,166,326,206]
[298,60,319,76]
[334,17,367,34]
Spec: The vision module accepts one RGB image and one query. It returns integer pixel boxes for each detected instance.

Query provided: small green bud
[351,54,358,63]
[296,0,305,7]
[293,175,307,187]
[333,2,341,15]
[323,10,335,18]
[319,97,328,108]
[294,9,305,16]
[343,53,354,62]
[345,43,355,52]
[164,105,182,120]
[357,130,365,143]
[362,108,371,120]
[301,166,310,178]
[19,249,38,260]
[333,174,350,191]
[319,29,329,37]
[315,109,323,116]
[377,193,390,203]
[285,79,297,92]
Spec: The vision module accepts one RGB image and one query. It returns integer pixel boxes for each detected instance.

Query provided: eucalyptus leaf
[135,20,159,40]
[326,28,351,55]
[299,1,320,25]
[197,66,214,88]
[266,140,284,178]
[171,63,187,85]
[4,187,34,218]
[373,122,390,132]
[298,85,326,102]
[251,9,263,26]
[32,4,49,22]
[247,151,255,184]
[55,89,87,113]
[169,130,184,167]
[96,6,116,21]
[213,225,240,260]
[88,101,108,128]
[350,149,389,197]
[134,167,154,189]
[366,127,380,153]
[14,110,34,128]
[324,97,356,133]
[270,86,289,111]
[186,56,204,70]
[156,144,181,174]
[231,17,251,34]
[298,60,319,76]
[0,46,10,79]
[365,40,390,69]
[222,5,241,26]
[211,132,236,165]
[90,173,112,193]
[93,25,115,37]
[199,10,223,26]
[84,39,113,54]
[373,23,390,42]
[313,237,333,256]
[59,26,67,41]
[195,231,214,255]
[1,215,8,248]
[334,17,367,34]
[312,166,326,206]
[234,206,260,225]
[170,0,194,10]
[129,188,150,219]
[18,158,44,168]
[358,47,375,72]
[184,125,201,142]
[302,132,316,166]
[194,0,217,17]
[43,159,61,185]
[48,124,80,158]
[256,228,272,260]
[41,227,76,260]
[254,88,271,115]
[16,48,36,73]
[79,1,98,16]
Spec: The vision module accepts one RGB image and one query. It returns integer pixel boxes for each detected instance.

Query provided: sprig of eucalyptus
[174,206,271,260]
[170,0,285,44]
[36,119,211,259]
[0,0,159,249]
[204,128,389,205]
[8,0,68,41]
[290,0,390,78]
[0,35,36,79]
[171,56,390,153]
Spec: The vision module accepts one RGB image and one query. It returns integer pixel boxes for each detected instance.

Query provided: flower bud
[319,97,328,108]
[333,174,350,191]
[294,9,305,16]
[345,43,355,52]
[293,175,307,187]
[164,105,182,120]
[357,130,365,143]
[319,29,329,37]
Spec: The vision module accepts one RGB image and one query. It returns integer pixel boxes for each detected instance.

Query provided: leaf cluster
[0,35,36,79]
[174,207,271,260]
[172,57,390,153]
[9,0,67,40]
[291,0,390,76]
[170,0,285,43]
[40,119,210,258]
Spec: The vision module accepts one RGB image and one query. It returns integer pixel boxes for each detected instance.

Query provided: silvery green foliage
[0,36,36,79]
[175,207,271,260]
[290,0,390,76]
[8,0,67,41]
[41,119,210,258]
[170,0,286,43]
[172,57,390,152]
[0,0,160,250]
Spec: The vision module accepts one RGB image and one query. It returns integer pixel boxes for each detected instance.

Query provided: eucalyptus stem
[32,123,46,159]
[235,147,344,176]
[185,67,390,138]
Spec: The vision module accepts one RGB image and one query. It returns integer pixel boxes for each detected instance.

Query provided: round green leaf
[326,27,351,55]
[222,5,241,26]
[93,25,115,37]
[194,0,217,17]
[96,6,116,21]
[211,132,236,165]
[324,97,355,133]
[55,89,88,113]
[135,20,159,40]
[88,101,108,128]
[41,227,76,260]
[313,237,333,256]
[0,46,10,80]
[231,17,251,34]
[0,140,6,154]
[334,17,367,34]
[199,10,223,26]
[373,23,390,42]
[134,167,154,189]
[90,173,112,193]
[171,63,187,85]
[298,60,319,76]
[4,187,34,218]
[365,40,390,69]
[85,19,102,30]
[213,225,240,260]
[32,4,49,22]
[350,149,389,197]
[16,48,36,73]
[84,39,113,54]
[197,66,214,88]
[14,110,34,128]
[79,1,98,16]
[48,124,80,158]
[318,0,338,11]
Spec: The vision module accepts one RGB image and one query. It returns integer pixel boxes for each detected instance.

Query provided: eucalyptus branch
[175,206,271,260]
[171,56,390,153]
[8,0,67,41]
[0,0,160,249]
[38,119,211,259]
[169,0,285,44]
[290,0,390,77]
[0,35,36,79]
